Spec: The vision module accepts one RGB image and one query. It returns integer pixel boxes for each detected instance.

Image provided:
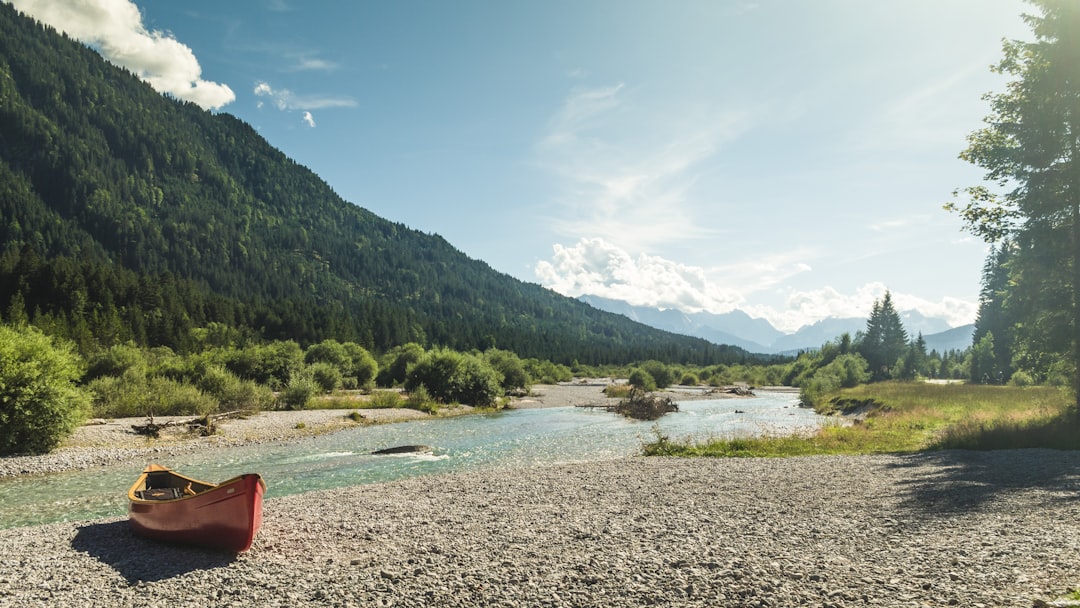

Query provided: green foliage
[0,324,91,455]
[628,369,658,392]
[947,1,1080,407]
[342,342,378,387]
[377,342,425,387]
[304,339,350,369]
[403,349,501,406]
[523,358,572,384]
[798,353,870,408]
[88,371,217,418]
[404,384,437,413]
[484,348,529,392]
[307,362,343,393]
[84,343,145,381]
[639,360,674,389]
[679,372,699,386]
[857,292,908,381]
[367,390,403,408]
[280,374,318,410]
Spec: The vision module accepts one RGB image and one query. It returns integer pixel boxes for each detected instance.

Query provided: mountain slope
[0,4,751,365]
[581,296,974,354]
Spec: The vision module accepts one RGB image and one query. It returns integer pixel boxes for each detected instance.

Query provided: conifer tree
[858,291,908,381]
[947,0,1080,406]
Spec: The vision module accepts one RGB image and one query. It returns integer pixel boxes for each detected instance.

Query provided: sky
[9,0,1035,333]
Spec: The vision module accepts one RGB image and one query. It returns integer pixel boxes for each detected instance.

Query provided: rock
[371,444,433,455]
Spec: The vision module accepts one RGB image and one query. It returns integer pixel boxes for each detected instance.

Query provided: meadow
[643,382,1078,457]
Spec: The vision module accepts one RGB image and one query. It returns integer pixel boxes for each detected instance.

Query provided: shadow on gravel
[886,448,1080,515]
[72,520,237,583]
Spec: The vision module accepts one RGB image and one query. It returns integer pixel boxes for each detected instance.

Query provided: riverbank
[2,450,1078,607]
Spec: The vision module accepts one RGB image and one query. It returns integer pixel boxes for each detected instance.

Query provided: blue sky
[12,0,1033,332]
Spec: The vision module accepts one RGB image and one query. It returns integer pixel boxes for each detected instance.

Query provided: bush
[342,342,378,387]
[84,343,145,381]
[0,325,92,455]
[280,374,318,410]
[640,360,675,389]
[405,384,437,413]
[485,348,530,392]
[679,373,699,386]
[368,390,403,408]
[377,343,425,387]
[628,369,658,392]
[1008,370,1036,387]
[309,362,343,393]
[406,348,503,406]
[88,373,218,418]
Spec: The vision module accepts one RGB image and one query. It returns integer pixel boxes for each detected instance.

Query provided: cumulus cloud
[537,238,977,333]
[302,111,316,128]
[535,237,746,313]
[11,0,235,110]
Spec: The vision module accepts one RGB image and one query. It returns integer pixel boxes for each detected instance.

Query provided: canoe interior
[130,465,217,501]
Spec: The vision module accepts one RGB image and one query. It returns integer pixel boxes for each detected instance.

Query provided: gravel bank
[3,450,1080,607]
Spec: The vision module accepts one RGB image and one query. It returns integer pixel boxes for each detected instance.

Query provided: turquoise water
[0,392,822,528]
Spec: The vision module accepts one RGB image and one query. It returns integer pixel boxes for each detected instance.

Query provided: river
[0,391,824,529]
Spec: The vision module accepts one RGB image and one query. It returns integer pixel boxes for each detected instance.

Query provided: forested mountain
[0,3,755,366]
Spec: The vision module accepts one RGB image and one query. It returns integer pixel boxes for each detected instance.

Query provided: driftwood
[131,410,249,438]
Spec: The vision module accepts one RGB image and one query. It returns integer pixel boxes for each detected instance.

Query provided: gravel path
[3,450,1080,607]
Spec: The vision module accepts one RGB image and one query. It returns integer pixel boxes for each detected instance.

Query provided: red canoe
[128,464,266,553]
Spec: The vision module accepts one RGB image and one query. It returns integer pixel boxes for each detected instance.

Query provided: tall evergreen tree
[972,242,1015,382]
[947,0,1080,406]
[858,291,908,381]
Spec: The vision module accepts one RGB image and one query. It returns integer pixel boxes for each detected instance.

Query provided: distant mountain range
[579,295,974,355]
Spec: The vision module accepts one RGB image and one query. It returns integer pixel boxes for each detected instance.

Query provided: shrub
[378,343,426,387]
[309,362,343,393]
[342,342,378,387]
[679,373,699,386]
[628,369,658,392]
[304,339,350,369]
[604,384,633,398]
[84,343,145,381]
[405,384,437,413]
[280,374,318,410]
[640,360,675,389]
[406,349,503,407]
[368,390,403,408]
[1008,370,1036,387]
[0,325,92,455]
[89,373,218,418]
[485,348,529,392]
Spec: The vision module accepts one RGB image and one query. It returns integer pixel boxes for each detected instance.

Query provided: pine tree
[859,291,908,381]
[948,0,1080,407]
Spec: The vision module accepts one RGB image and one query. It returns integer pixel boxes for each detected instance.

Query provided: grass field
[643,382,1078,457]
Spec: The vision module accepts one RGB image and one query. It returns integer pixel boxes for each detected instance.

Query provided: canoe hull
[128,465,265,553]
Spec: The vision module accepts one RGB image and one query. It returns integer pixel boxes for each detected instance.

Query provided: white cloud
[535,237,746,314]
[12,0,235,110]
[253,81,357,111]
[536,238,977,333]
[302,111,316,128]
[745,284,978,333]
